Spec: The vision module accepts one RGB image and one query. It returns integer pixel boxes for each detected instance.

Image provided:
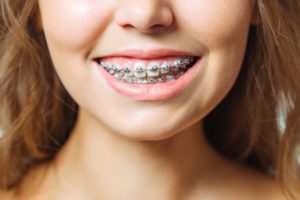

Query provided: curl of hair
[0,0,77,190]
[0,0,299,198]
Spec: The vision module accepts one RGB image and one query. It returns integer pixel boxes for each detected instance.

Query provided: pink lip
[94,63,201,101]
[98,49,198,59]
[93,49,201,101]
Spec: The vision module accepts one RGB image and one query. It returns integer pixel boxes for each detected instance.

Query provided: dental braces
[97,56,197,84]
[117,73,184,84]
[99,56,196,74]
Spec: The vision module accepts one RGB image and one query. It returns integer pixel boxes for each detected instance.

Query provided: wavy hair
[0,0,300,198]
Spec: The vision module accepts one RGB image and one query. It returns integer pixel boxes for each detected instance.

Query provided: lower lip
[95,59,201,101]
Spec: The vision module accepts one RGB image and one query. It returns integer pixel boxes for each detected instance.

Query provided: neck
[42,109,225,199]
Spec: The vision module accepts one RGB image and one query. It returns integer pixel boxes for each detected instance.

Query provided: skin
[1,0,286,199]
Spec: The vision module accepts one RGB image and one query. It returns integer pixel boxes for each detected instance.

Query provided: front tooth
[122,76,134,83]
[136,78,145,84]
[147,62,160,77]
[123,65,134,77]
[134,62,146,78]
[147,77,157,84]
[160,62,170,74]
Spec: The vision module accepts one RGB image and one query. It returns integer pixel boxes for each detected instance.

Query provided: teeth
[171,59,182,72]
[147,62,160,77]
[147,77,157,83]
[100,61,110,69]
[98,56,198,84]
[123,65,134,77]
[108,67,116,74]
[180,58,189,69]
[113,64,121,72]
[157,77,165,83]
[108,64,121,75]
[122,76,134,83]
[114,73,122,79]
[133,62,147,78]
[166,74,175,81]
[188,56,196,63]
[136,78,148,84]
[160,62,170,74]
[173,59,182,68]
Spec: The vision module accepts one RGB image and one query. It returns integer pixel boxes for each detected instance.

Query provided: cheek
[176,1,253,118]
[177,0,253,48]
[38,0,114,51]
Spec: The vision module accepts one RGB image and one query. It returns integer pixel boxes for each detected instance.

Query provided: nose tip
[114,1,174,34]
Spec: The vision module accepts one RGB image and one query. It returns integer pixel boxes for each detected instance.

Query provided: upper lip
[96,49,200,59]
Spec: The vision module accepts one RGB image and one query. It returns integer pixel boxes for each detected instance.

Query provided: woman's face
[38,0,256,140]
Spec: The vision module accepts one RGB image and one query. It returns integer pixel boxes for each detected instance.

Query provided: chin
[107,122,179,142]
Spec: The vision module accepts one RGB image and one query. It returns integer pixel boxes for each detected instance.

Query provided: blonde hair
[1,0,300,198]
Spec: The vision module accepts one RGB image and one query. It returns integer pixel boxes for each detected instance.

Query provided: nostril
[122,24,137,31]
[120,23,172,35]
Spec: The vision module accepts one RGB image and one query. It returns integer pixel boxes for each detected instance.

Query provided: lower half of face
[38,0,254,140]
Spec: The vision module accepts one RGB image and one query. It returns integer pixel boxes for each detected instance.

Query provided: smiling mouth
[94,56,200,84]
